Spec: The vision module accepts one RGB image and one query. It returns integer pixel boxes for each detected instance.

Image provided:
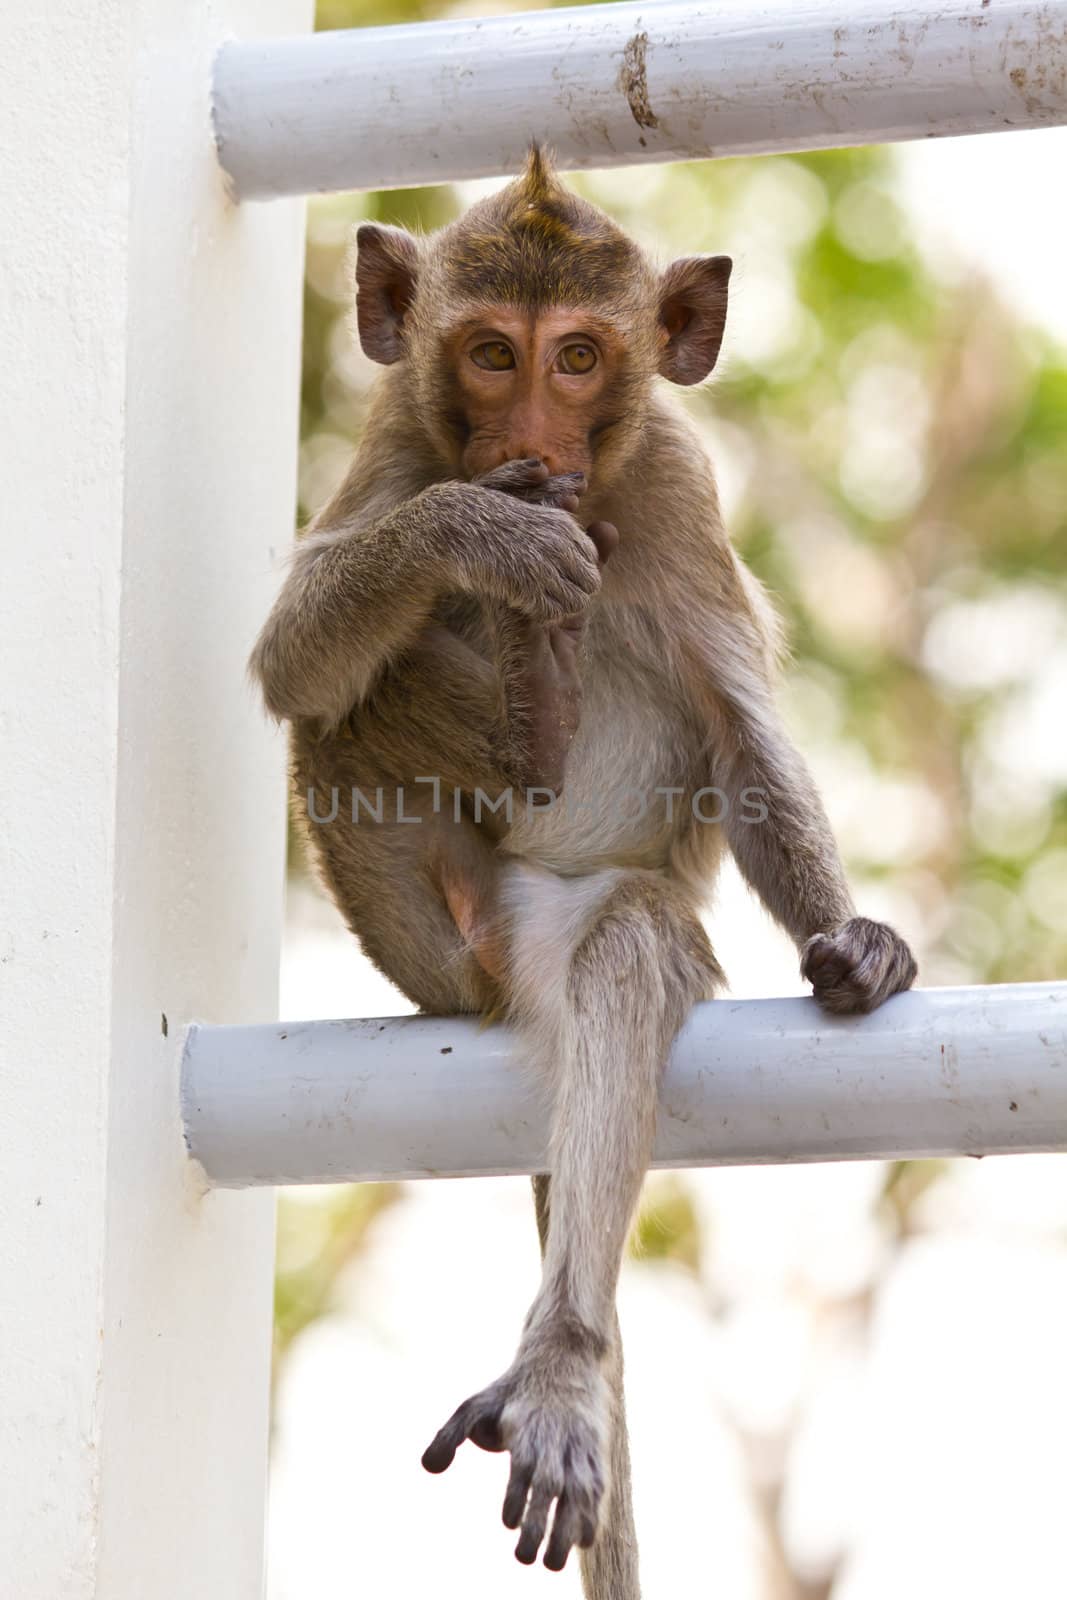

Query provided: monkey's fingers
[548,469,587,499]
[800,934,850,991]
[547,525,615,641]
[474,458,551,494]
[585,519,619,567]
[801,918,917,1015]
[517,470,588,512]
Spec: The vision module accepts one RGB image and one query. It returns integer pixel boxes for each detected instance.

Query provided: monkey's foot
[515,614,585,796]
[422,1345,610,1571]
[473,459,618,794]
[801,915,918,1014]
[512,518,618,796]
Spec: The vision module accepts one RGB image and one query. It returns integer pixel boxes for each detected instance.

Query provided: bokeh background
[268,4,1067,1596]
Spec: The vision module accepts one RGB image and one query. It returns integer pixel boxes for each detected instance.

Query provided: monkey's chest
[507,659,697,875]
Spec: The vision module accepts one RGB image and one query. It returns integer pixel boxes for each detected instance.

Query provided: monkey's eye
[557,343,598,375]
[470,341,516,371]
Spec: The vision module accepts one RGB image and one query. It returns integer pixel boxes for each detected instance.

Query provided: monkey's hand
[426,464,602,624]
[474,457,588,513]
[422,1341,610,1572]
[475,457,620,573]
[800,916,917,1015]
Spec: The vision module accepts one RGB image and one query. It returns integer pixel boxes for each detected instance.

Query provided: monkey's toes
[421,1385,508,1474]
[801,916,917,1015]
[503,1412,605,1570]
[544,1490,598,1571]
[423,1362,608,1571]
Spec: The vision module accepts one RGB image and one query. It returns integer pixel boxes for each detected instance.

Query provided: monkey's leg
[294,599,603,1011]
[533,1173,641,1599]
[477,460,615,799]
[493,612,585,796]
[492,519,618,796]
[293,624,514,1018]
[424,867,723,1580]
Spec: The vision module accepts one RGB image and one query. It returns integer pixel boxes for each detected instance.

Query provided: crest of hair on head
[518,142,558,204]
[438,142,647,310]
[499,142,591,237]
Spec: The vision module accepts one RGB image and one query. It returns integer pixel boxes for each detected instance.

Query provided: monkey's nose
[519,450,559,473]
[504,442,557,473]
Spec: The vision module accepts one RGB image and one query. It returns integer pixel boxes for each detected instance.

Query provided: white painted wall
[0,4,310,1595]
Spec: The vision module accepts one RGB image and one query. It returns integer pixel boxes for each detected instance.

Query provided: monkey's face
[437,304,635,481]
[353,153,733,486]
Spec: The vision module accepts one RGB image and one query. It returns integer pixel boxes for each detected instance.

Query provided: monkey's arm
[251,499,449,725]
[250,476,599,727]
[692,601,917,1013]
[713,681,854,936]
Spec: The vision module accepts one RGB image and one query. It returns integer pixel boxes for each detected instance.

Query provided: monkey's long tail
[532,1173,642,1599]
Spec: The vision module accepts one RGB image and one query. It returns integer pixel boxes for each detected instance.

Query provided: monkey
[250,147,917,1596]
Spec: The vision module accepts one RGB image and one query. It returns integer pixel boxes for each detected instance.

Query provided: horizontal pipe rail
[182,982,1067,1186]
[213,0,1067,200]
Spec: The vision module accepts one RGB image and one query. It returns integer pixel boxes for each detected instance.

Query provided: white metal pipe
[213,0,1067,200]
[182,982,1067,1186]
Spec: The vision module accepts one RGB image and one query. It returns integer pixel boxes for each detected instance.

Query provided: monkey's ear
[354,223,420,364]
[657,255,732,385]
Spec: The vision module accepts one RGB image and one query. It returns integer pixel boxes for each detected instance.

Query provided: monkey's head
[353,147,732,485]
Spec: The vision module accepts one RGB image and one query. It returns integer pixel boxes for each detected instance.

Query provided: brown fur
[249,149,917,1594]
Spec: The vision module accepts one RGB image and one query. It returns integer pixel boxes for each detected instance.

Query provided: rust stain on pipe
[619,30,659,145]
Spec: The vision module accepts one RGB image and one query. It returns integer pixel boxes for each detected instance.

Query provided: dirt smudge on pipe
[619,31,659,145]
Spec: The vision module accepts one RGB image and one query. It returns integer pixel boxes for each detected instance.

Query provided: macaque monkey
[250,148,917,1596]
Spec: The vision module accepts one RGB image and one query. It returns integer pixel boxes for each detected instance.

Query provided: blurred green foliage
[279,0,1067,1344]
[630,1174,704,1276]
[275,1182,401,1371]
[880,1157,951,1238]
